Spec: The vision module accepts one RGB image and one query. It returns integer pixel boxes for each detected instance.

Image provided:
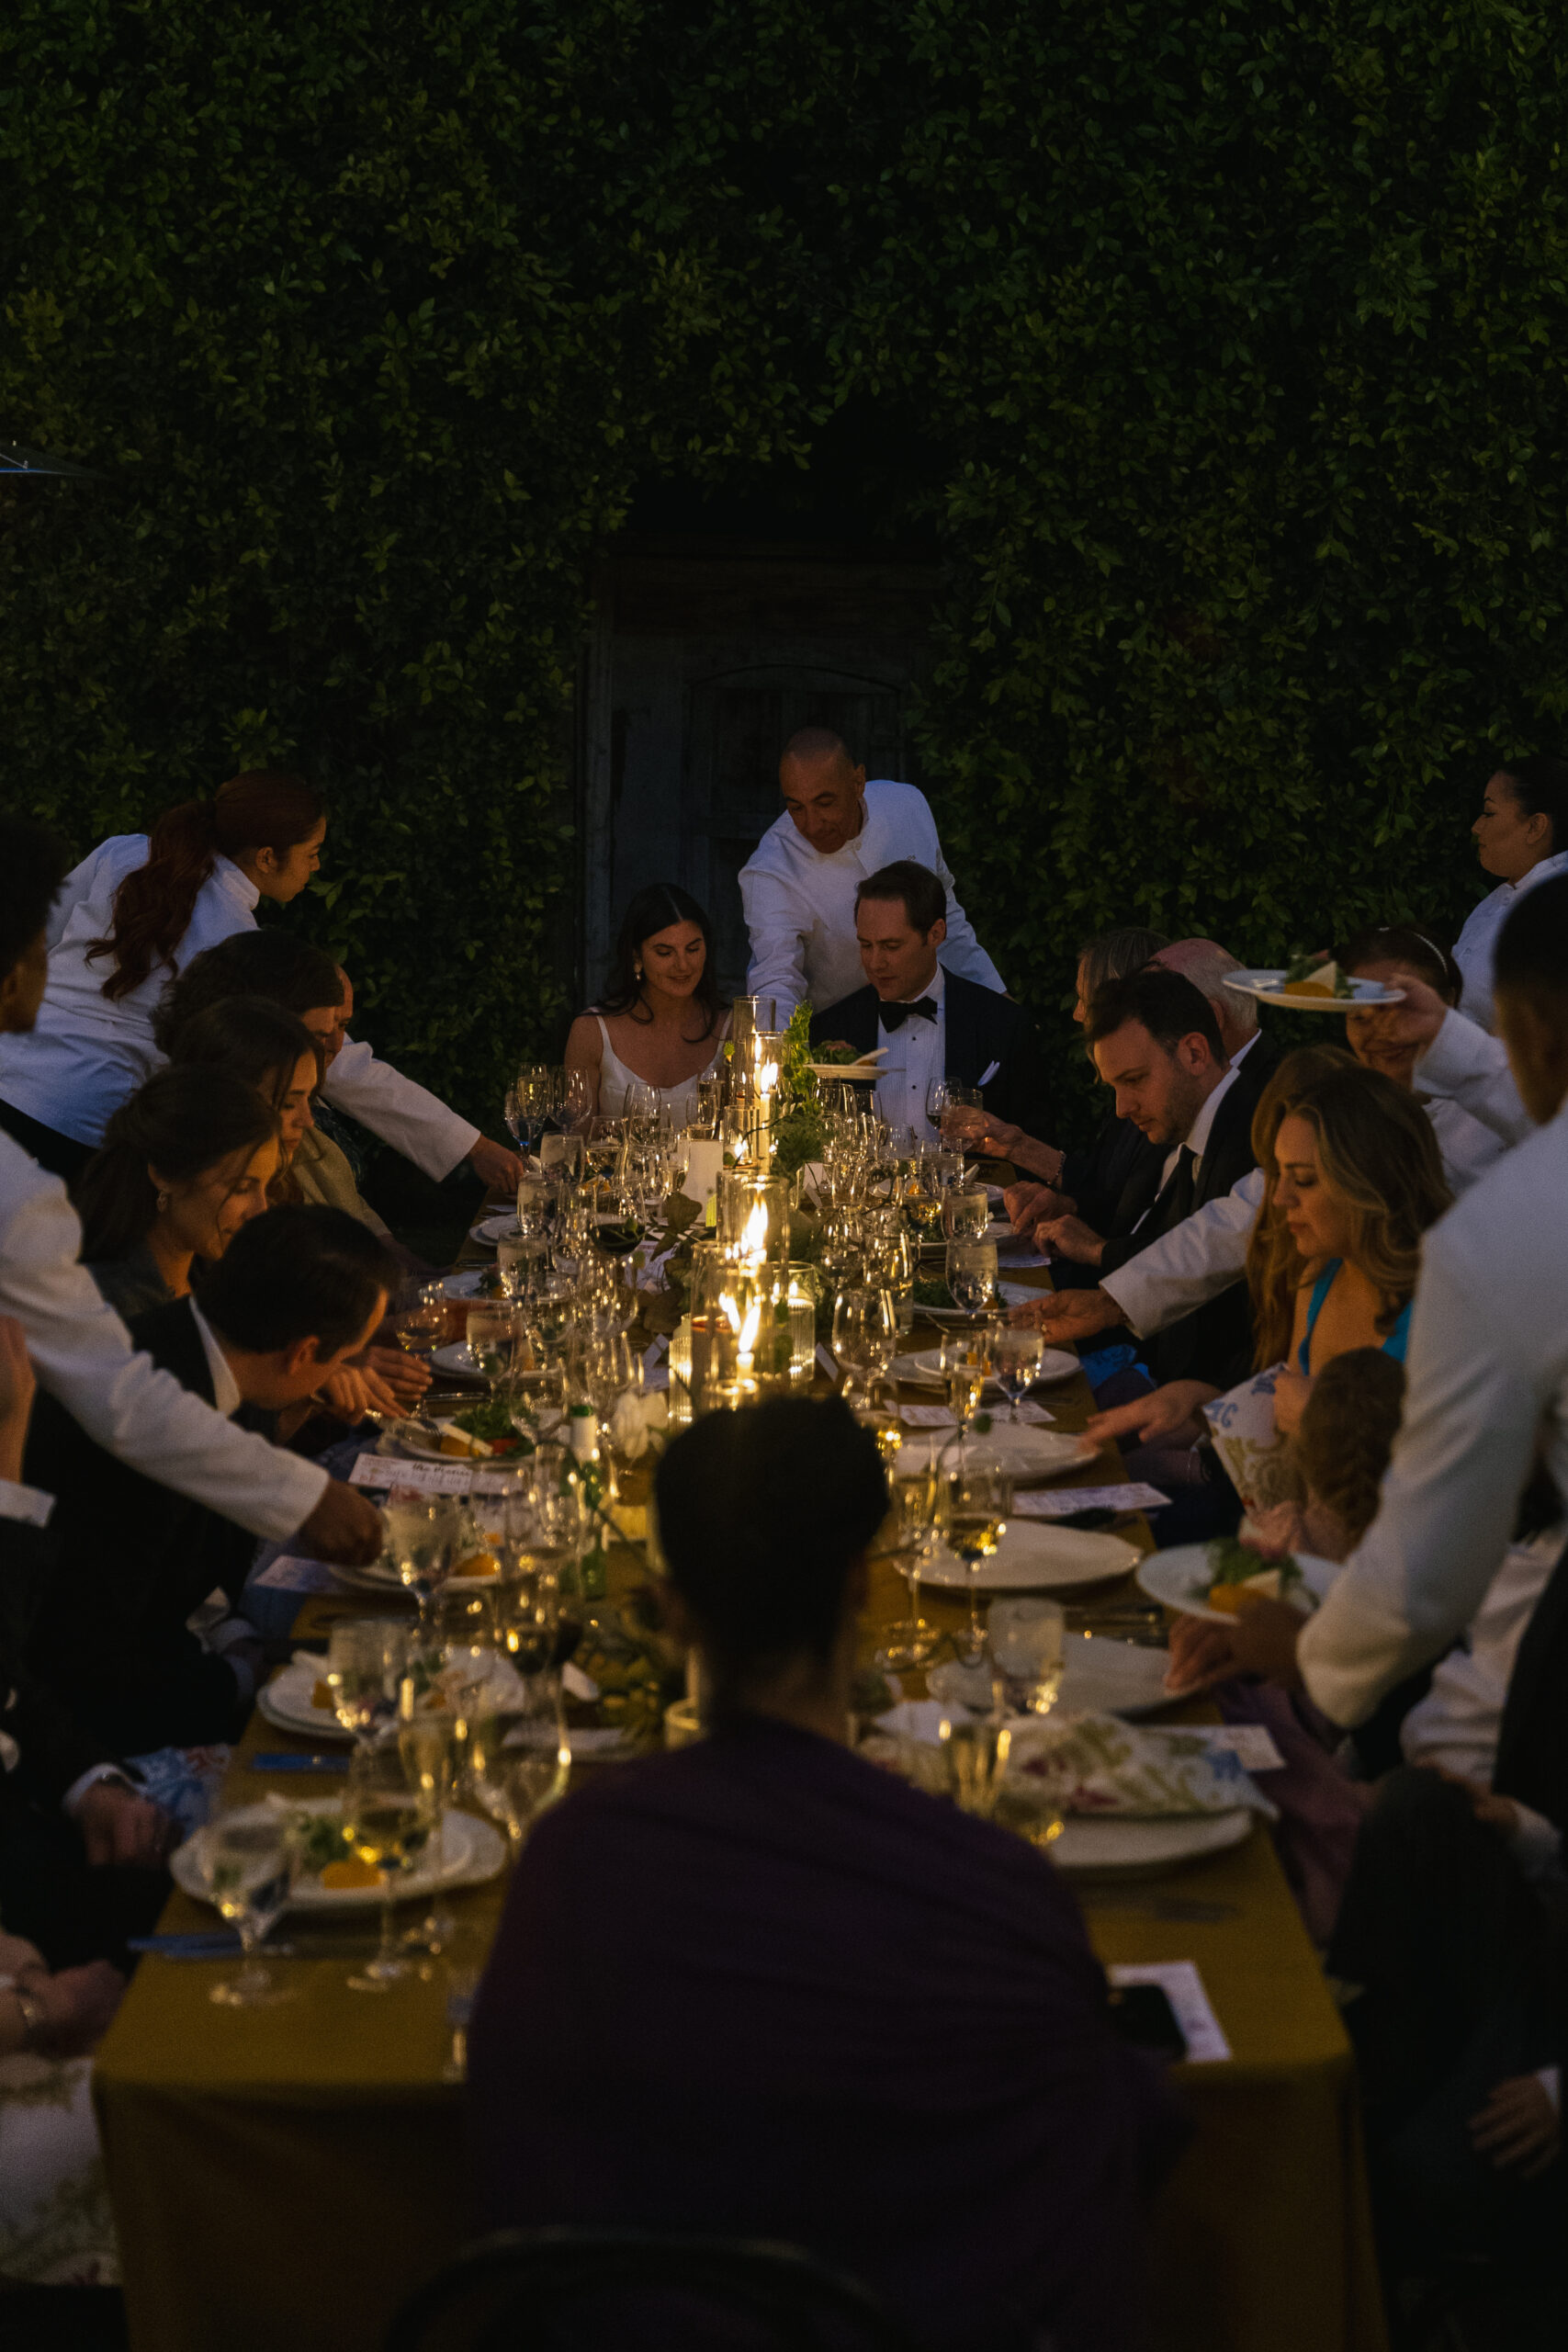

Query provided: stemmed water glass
[342,1739,437,1993]
[987,1597,1066,1716]
[989,1324,1043,1422]
[874,1447,948,1671]
[946,1238,998,1317]
[504,1068,552,1156]
[199,1808,299,2007]
[324,1618,412,1750]
[940,1329,994,1451]
[385,1490,463,1628]
[943,1185,990,1244]
[467,1302,521,1398]
[947,1460,1013,1666]
[928,1080,985,1148]
[393,1280,446,1365]
[468,1683,569,1859]
[831,1285,897,1407]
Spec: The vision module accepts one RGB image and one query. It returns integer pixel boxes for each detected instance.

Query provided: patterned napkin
[1008,1713,1276,1818]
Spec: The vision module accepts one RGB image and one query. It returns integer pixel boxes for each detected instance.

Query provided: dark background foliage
[5,0,1566,1150]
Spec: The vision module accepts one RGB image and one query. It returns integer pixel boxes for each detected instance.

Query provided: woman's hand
[0,1316,37,1486]
[980,1120,1065,1183]
[467,1136,525,1196]
[1470,2075,1560,2177]
[1271,1365,1312,1437]
[1086,1378,1219,1450]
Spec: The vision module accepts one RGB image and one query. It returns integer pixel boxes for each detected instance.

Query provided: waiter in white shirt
[1165,875,1568,1743]
[0,815,381,1570]
[739,729,1003,1019]
[1451,754,1568,1035]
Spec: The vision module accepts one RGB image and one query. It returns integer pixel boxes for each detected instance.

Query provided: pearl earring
[635,963,644,981]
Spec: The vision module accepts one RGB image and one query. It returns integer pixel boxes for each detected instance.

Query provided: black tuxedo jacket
[23,1297,256,1753]
[1082,1035,1281,1388]
[810,972,1046,1136]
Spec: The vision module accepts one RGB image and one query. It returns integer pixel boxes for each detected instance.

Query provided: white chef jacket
[1451,849,1568,1035]
[739,780,1003,1019]
[0,835,261,1146]
[0,831,479,1180]
[0,1130,328,1543]
[1297,1093,1568,1727]
[1415,1009,1530,1147]
[873,967,945,1142]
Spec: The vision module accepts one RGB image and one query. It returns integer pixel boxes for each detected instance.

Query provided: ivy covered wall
[5,2,1567,1134]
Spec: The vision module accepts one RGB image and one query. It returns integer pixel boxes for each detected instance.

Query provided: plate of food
[904,1345,1078,1387]
[255,1657,359,1739]
[1137,1537,1341,1623]
[929,1634,1171,1720]
[1224,958,1404,1010]
[1046,1808,1253,1877]
[380,1401,532,1463]
[917,1519,1140,1592]
[468,1212,522,1248]
[172,1798,507,1912]
[441,1267,506,1300]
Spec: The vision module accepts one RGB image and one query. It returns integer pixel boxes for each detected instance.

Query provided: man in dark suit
[809,860,1044,1137]
[1039,967,1275,1391]
[24,1205,398,1757]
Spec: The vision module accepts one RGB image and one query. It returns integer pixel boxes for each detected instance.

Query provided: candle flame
[742,1200,770,1261]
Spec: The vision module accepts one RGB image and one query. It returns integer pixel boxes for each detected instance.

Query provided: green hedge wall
[6,2,1568,1135]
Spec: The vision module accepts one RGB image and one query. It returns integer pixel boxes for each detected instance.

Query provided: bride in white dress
[564,884,730,1124]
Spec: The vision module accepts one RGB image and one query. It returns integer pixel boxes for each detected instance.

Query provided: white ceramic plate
[441,1269,498,1299]
[897,1426,1097,1483]
[172,1799,506,1913]
[807,1053,886,1080]
[1046,1807,1252,1877]
[917,1520,1140,1592]
[905,1345,1077,1388]
[1058,1633,1174,1718]
[1136,1542,1341,1623]
[326,1556,412,1597]
[1223,968,1404,1011]
[432,1341,481,1376]
[469,1213,521,1247]
[255,1658,355,1740]
[378,1415,529,1467]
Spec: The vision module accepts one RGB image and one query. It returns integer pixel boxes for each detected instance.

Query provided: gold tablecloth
[93,1275,1386,2352]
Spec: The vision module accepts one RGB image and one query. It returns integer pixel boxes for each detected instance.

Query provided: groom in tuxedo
[809,863,1043,1139]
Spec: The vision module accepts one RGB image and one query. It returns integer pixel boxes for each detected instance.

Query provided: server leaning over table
[0,814,381,1568]
[0,772,525,1195]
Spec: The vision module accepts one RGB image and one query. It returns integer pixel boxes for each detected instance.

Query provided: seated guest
[164,996,321,1201]
[740,728,1004,1019]
[469,1396,1185,2352]
[564,885,731,1122]
[73,1068,279,1318]
[980,926,1168,1228]
[152,923,524,1194]
[290,967,401,1242]
[810,861,1043,1140]
[1340,924,1507,1193]
[1248,1346,1408,1566]
[23,1207,398,1754]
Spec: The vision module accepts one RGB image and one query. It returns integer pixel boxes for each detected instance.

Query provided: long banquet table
[93,1253,1387,2352]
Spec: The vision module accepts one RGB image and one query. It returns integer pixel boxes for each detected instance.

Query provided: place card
[1011,1399,1057,1426]
[251,1553,338,1594]
[1205,1724,1286,1773]
[897,1403,957,1429]
[1010,1483,1170,1519]
[348,1454,472,1494]
[1108,1962,1231,2064]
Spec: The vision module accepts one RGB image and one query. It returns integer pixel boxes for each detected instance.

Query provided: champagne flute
[990,1323,1043,1422]
[398,1712,460,1955]
[200,1808,298,2007]
[343,1740,434,1992]
[947,1460,1011,1665]
[325,1618,411,1750]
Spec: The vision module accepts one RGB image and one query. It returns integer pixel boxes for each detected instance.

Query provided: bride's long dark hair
[598,884,725,1038]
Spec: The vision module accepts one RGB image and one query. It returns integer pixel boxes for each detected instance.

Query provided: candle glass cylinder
[716,1171,792,1266]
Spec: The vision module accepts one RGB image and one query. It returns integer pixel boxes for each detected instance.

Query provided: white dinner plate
[929,1634,1171,1720]
[172,1799,506,1913]
[1046,1807,1252,1877]
[905,1345,1078,1388]
[256,1658,358,1739]
[441,1269,498,1299]
[469,1212,521,1247]
[807,1053,886,1080]
[1136,1542,1341,1623]
[897,1426,1097,1483]
[326,1555,411,1597]
[917,1520,1140,1592]
[432,1340,481,1376]
[1223,968,1405,1011]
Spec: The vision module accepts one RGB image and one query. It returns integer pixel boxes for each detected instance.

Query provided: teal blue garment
[1297,1261,1413,1371]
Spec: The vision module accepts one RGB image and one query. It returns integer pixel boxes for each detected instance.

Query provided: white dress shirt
[0,832,480,1180]
[1451,849,1568,1035]
[739,780,1003,1018]
[874,967,946,1142]
[0,1131,327,1543]
[1297,1095,1568,1727]
[1415,1009,1531,1147]
[0,835,260,1146]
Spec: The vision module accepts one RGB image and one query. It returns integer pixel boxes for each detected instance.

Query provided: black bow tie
[880,997,938,1031]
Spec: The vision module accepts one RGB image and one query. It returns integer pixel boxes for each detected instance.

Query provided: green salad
[814,1042,870,1066]
[292,1814,352,1872]
[913,1275,955,1310]
[1204,1536,1303,1593]
[452,1398,532,1453]
[1282,950,1352,998]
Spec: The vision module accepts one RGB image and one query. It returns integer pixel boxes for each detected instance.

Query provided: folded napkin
[869,1702,1274,1819]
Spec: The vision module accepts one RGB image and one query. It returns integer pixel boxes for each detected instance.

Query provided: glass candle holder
[716,1170,791,1265]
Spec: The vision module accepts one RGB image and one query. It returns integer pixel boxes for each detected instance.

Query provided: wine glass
[467,1302,521,1397]
[947,1460,1012,1666]
[940,1329,993,1446]
[562,1068,595,1130]
[386,1491,463,1627]
[943,1185,990,1244]
[832,1286,896,1402]
[989,1324,1043,1422]
[325,1618,412,1750]
[397,1711,460,1955]
[539,1130,584,1181]
[694,1074,725,1136]
[496,1229,547,1301]
[902,1157,946,1257]
[987,1597,1066,1716]
[199,1809,298,2007]
[875,1448,947,1671]
[342,1740,437,1992]
[928,1080,985,1148]
[468,1680,569,1858]
[946,1238,998,1317]
[393,1281,446,1363]
[505,1068,550,1155]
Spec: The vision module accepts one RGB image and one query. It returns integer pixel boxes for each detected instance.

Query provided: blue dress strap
[1381,1298,1414,1363]
[1297,1261,1342,1373]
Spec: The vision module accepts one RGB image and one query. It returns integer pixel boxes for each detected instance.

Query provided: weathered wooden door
[579,539,936,1004]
